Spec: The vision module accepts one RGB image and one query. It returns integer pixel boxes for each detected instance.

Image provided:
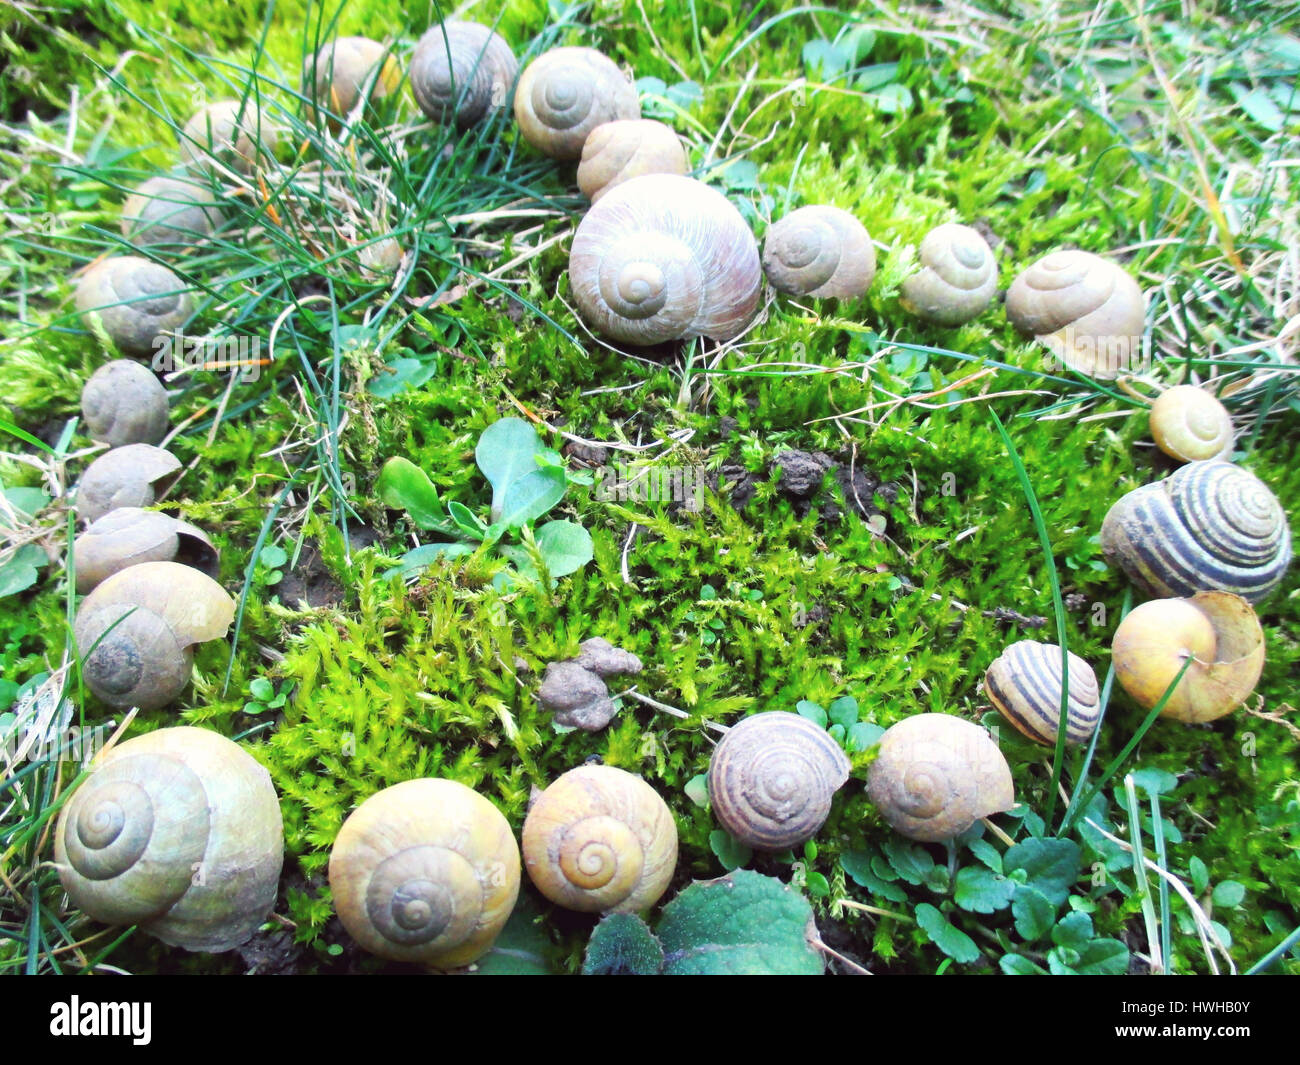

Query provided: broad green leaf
[1000,953,1047,975]
[366,357,436,397]
[709,829,751,871]
[1012,886,1056,942]
[967,838,1003,873]
[955,866,1016,914]
[1229,81,1288,132]
[0,545,45,598]
[839,24,876,64]
[802,39,849,80]
[848,722,883,751]
[1004,838,1080,906]
[533,520,593,578]
[376,457,448,531]
[828,695,859,727]
[915,903,979,964]
[666,80,704,110]
[1052,910,1094,948]
[249,677,275,701]
[582,913,663,975]
[1070,938,1129,975]
[497,466,566,529]
[882,837,934,886]
[393,542,476,578]
[796,699,827,727]
[3,486,49,518]
[855,61,900,91]
[684,774,710,808]
[1125,767,1179,796]
[476,417,543,516]
[471,898,553,975]
[840,850,907,902]
[1212,880,1246,908]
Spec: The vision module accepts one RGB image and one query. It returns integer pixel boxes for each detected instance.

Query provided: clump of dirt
[715,447,899,526]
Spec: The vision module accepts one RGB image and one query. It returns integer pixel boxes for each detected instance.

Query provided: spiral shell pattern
[180,100,278,174]
[984,641,1101,745]
[76,443,181,523]
[708,711,851,851]
[514,46,638,159]
[74,508,218,594]
[81,360,168,448]
[1149,385,1234,463]
[74,257,194,358]
[410,21,517,128]
[121,176,222,247]
[899,222,997,325]
[305,36,401,118]
[762,205,875,299]
[577,119,689,202]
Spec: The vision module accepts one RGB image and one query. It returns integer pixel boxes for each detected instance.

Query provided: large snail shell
[1005,250,1145,378]
[77,443,182,523]
[81,360,168,448]
[577,119,688,202]
[1149,385,1234,463]
[180,100,278,174]
[1111,591,1264,723]
[54,726,283,952]
[866,714,1014,842]
[569,174,761,345]
[984,640,1101,745]
[74,256,194,358]
[74,508,218,594]
[121,175,222,247]
[74,561,235,711]
[899,223,997,325]
[513,46,639,160]
[707,711,851,851]
[522,765,677,913]
[762,205,875,300]
[410,21,517,128]
[329,778,521,968]
[1100,459,1291,604]
[305,36,401,118]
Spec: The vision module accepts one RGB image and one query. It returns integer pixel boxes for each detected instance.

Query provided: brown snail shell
[577,119,688,202]
[73,561,235,711]
[1149,385,1234,463]
[76,443,182,523]
[513,46,639,160]
[74,256,194,358]
[73,507,218,594]
[569,174,761,345]
[329,778,521,968]
[707,711,851,851]
[866,714,1014,842]
[522,765,677,912]
[899,223,997,325]
[304,36,401,118]
[121,175,222,247]
[762,205,876,299]
[81,360,168,447]
[1005,250,1145,378]
[410,21,517,128]
[180,100,278,174]
[984,640,1101,745]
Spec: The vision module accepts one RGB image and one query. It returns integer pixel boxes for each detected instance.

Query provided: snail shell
[984,640,1101,745]
[74,507,218,594]
[180,100,278,174]
[569,174,762,345]
[74,560,235,711]
[1149,385,1233,463]
[762,205,876,300]
[74,256,194,358]
[522,765,677,912]
[329,778,521,968]
[410,21,518,128]
[1111,591,1264,723]
[1005,250,1145,378]
[54,726,283,952]
[707,711,851,851]
[866,714,1014,842]
[513,46,639,160]
[121,175,222,247]
[899,223,997,325]
[76,443,181,523]
[1100,459,1291,604]
[577,119,688,202]
[304,36,401,118]
[81,360,168,448]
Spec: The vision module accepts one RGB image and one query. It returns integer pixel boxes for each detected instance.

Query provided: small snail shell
[1100,459,1291,604]
[329,778,520,968]
[569,174,761,345]
[899,223,997,325]
[180,100,278,174]
[74,256,194,358]
[523,766,676,912]
[1149,385,1233,463]
[74,508,218,594]
[304,36,401,118]
[707,711,851,851]
[513,46,639,160]
[77,443,181,523]
[1111,591,1264,723]
[577,119,688,202]
[74,560,235,711]
[866,714,1014,842]
[121,175,222,247]
[81,361,168,447]
[54,726,283,952]
[410,21,518,128]
[762,205,876,300]
[984,640,1101,745]
[1005,250,1145,378]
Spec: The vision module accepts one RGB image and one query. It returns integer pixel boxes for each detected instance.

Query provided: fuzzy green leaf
[366,357,436,398]
[684,774,710,808]
[1004,838,1080,906]
[471,899,553,975]
[967,838,1003,873]
[955,866,1016,914]
[828,695,859,726]
[582,913,664,975]
[1012,885,1056,942]
[1051,910,1094,948]
[446,501,486,540]
[882,837,935,886]
[915,903,979,964]
[376,457,447,531]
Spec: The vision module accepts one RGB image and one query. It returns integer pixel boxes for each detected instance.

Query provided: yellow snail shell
[1149,385,1234,463]
[577,119,688,202]
[121,175,222,247]
[984,640,1101,745]
[74,507,218,594]
[899,223,998,325]
[81,360,168,448]
[410,21,517,128]
[304,36,401,118]
[762,205,876,299]
[77,443,182,523]
[180,100,278,174]
[75,256,194,358]
[513,46,639,160]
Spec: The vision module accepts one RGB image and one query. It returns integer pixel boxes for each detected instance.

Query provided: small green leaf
[847,722,883,751]
[795,699,827,727]
[954,866,1016,914]
[967,838,1003,873]
[802,39,850,80]
[882,837,934,886]
[471,897,554,974]
[446,501,487,539]
[684,774,710,808]
[1126,767,1179,797]
[1051,910,1094,948]
[533,520,593,578]
[1012,886,1056,942]
[1071,937,1130,975]
[582,913,663,975]
[709,830,752,871]
[1000,953,1047,975]
[476,417,543,513]
[1212,880,1246,908]
[377,457,448,531]
[915,903,979,964]
[249,677,275,701]
[366,357,436,397]
[497,466,566,528]
[840,851,908,903]
[0,547,43,598]
[3,486,49,519]
[392,542,476,578]
[828,695,859,727]
[1004,838,1080,906]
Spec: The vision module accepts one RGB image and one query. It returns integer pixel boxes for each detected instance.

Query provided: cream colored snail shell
[866,714,1014,842]
[984,640,1101,746]
[1100,459,1291,604]
[121,175,222,247]
[1149,385,1234,463]
[74,508,218,594]
[899,223,997,325]
[569,174,761,345]
[329,778,521,968]
[305,36,401,118]
[522,765,677,913]
[74,561,235,711]
[513,46,639,160]
[1111,591,1264,723]
[707,711,851,851]
[762,205,876,300]
[81,361,168,448]
[76,443,181,523]
[74,256,194,358]
[1005,250,1145,378]
[180,100,278,174]
[577,119,688,202]
[54,726,283,952]
[410,21,517,128]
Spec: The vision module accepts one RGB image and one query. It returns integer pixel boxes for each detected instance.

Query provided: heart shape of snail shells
[569,174,762,345]
[514,46,638,159]
[762,205,875,300]
[74,256,194,358]
[984,640,1101,745]
[409,21,518,128]
[1100,459,1291,604]
[898,222,998,325]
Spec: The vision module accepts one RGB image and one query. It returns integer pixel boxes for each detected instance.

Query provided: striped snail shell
[866,714,1013,842]
[522,765,677,913]
[569,174,761,345]
[329,779,521,968]
[304,36,401,119]
[81,360,168,448]
[707,711,851,851]
[1100,459,1291,604]
[77,443,181,523]
[984,640,1101,745]
[409,21,517,128]
[513,46,639,159]
[577,118,688,202]
[180,100,278,174]
[121,175,222,247]
[762,205,875,299]
[1149,385,1233,463]
[54,727,284,952]
[1005,250,1145,378]
[75,256,194,358]
[74,507,218,594]
[899,223,997,325]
